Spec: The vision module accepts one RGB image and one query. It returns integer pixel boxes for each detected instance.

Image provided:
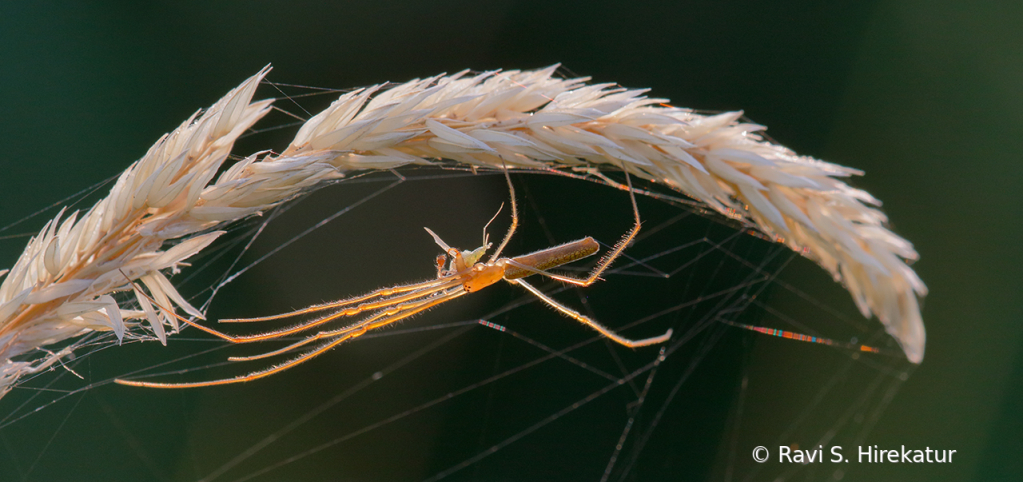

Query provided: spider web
[0,80,915,482]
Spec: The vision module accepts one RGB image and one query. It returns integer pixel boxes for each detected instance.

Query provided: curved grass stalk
[0,65,926,396]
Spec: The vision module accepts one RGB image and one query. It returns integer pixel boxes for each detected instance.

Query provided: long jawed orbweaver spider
[116,167,672,389]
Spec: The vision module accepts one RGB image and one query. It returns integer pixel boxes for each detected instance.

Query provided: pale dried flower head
[0,65,926,396]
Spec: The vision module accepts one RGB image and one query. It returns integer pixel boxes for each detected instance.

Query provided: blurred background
[1,1,1020,481]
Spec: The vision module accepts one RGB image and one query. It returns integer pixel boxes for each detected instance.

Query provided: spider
[116,168,672,388]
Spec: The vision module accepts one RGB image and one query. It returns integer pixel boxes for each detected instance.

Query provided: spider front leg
[116,287,469,388]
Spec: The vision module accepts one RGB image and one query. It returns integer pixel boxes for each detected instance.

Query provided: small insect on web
[114,166,673,388]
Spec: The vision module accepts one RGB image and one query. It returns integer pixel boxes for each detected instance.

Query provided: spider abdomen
[503,237,599,280]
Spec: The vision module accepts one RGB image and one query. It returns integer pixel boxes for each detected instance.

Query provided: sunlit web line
[0,232,37,241]
[0,170,118,236]
[0,170,118,243]
[6,330,123,392]
[238,77,387,140]
[20,388,86,480]
[743,299,907,364]
[722,352,753,482]
[0,339,233,431]
[600,345,665,482]
[90,390,169,481]
[234,79,361,139]
[1,330,124,419]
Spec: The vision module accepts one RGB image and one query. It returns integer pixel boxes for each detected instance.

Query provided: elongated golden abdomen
[503,237,599,280]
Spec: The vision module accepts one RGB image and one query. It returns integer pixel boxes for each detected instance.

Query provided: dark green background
[1,1,1020,481]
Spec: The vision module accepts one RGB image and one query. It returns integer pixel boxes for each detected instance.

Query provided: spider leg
[221,276,457,323]
[577,167,642,286]
[225,278,463,343]
[127,275,460,346]
[488,164,518,262]
[115,287,468,388]
[508,278,671,348]
[229,286,465,361]
[125,276,237,342]
[114,329,367,389]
